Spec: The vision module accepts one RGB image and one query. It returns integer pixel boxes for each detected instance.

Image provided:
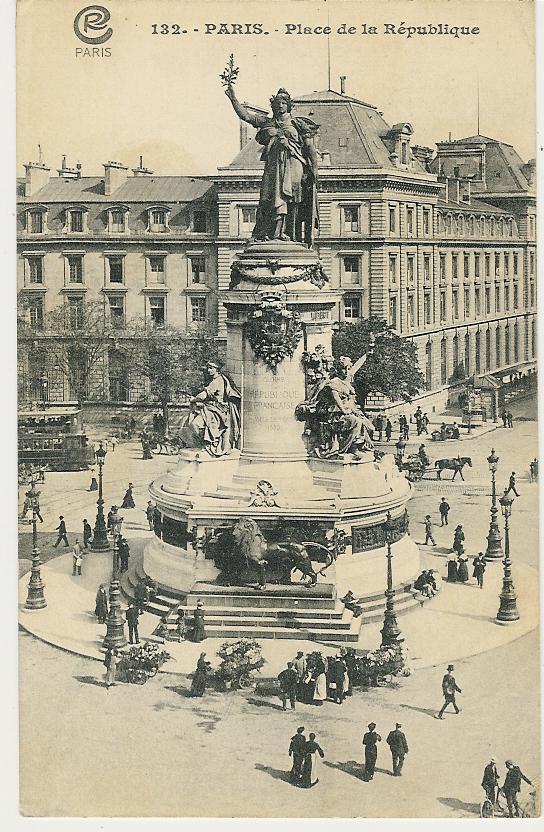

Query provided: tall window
[193,211,207,233]
[424,292,431,325]
[485,329,491,370]
[530,252,535,276]
[496,327,501,366]
[495,253,501,277]
[453,334,460,369]
[389,294,398,327]
[452,288,459,320]
[440,290,446,322]
[28,296,44,330]
[343,293,361,320]
[495,284,500,312]
[407,294,415,329]
[475,255,480,279]
[401,142,408,165]
[342,256,360,285]
[107,256,124,284]
[505,324,510,363]
[439,254,446,283]
[190,296,207,322]
[342,206,359,232]
[440,338,447,385]
[513,254,519,277]
[513,321,519,362]
[28,256,43,284]
[464,333,470,374]
[485,254,491,278]
[475,287,481,316]
[388,255,397,284]
[463,254,470,280]
[29,210,44,233]
[485,287,491,315]
[107,295,125,326]
[452,255,458,281]
[149,255,166,284]
[406,207,414,236]
[407,255,415,285]
[68,255,83,283]
[67,296,84,330]
[423,254,431,283]
[504,254,510,278]
[110,209,125,233]
[464,286,470,318]
[423,209,430,236]
[425,342,432,389]
[504,284,510,311]
[190,256,207,284]
[530,279,535,306]
[69,210,83,233]
[475,330,481,374]
[150,209,167,231]
[241,206,256,233]
[149,296,165,327]
[389,206,396,234]
[513,282,519,309]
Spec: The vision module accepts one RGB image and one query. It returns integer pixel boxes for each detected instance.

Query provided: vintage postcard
[16,0,539,821]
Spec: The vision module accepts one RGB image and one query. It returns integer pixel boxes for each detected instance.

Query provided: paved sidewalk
[19,545,538,676]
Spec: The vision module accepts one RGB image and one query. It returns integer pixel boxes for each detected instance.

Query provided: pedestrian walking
[424,515,436,546]
[95,583,109,624]
[472,552,486,588]
[72,540,83,575]
[457,553,469,583]
[126,603,140,644]
[146,500,155,531]
[89,469,98,491]
[342,648,356,697]
[134,579,149,615]
[421,413,430,434]
[289,727,306,786]
[502,760,533,817]
[533,458,538,482]
[107,506,116,535]
[363,723,381,780]
[507,411,514,429]
[501,410,508,428]
[104,646,119,689]
[385,418,393,442]
[312,662,327,707]
[300,733,324,788]
[481,758,499,803]
[505,472,520,497]
[278,662,298,711]
[175,609,186,642]
[118,537,130,573]
[121,482,135,509]
[53,515,69,548]
[192,600,206,642]
[110,437,116,452]
[83,518,92,549]
[153,616,170,644]
[447,552,458,582]
[190,652,212,697]
[386,723,409,776]
[330,654,346,704]
[437,664,462,719]
[452,524,465,555]
[439,497,450,526]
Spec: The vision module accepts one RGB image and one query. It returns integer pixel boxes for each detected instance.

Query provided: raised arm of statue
[225,84,267,129]
[349,352,369,379]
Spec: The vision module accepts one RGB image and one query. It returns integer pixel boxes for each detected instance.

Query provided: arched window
[453,333,460,370]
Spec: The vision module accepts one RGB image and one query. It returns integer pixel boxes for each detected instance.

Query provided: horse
[435,457,472,481]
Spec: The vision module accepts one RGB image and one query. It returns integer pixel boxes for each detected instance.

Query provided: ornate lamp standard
[91,442,109,551]
[103,509,126,650]
[485,448,503,561]
[496,489,520,624]
[111,511,124,578]
[24,482,47,610]
[381,512,403,647]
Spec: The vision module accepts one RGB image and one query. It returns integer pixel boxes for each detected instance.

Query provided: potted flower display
[118,642,172,685]
[215,639,265,691]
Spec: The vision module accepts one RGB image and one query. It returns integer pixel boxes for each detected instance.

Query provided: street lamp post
[381,512,403,647]
[496,489,520,624]
[103,509,127,650]
[24,483,47,610]
[485,449,503,561]
[91,442,109,551]
[111,511,124,578]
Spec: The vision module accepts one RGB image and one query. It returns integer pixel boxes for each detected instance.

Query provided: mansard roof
[18,176,214,204]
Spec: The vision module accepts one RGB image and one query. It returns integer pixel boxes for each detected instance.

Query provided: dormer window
[108,206,128,233]
[70,210,83,232]
[401,142,408,165]
[193,210,208,233]
[147,206,170,233]
[27,209,45,234]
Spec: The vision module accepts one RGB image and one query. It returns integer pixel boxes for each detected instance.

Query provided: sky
[16,0,536,176]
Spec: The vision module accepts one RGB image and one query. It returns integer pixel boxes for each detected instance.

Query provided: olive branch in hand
[220,54,239,86]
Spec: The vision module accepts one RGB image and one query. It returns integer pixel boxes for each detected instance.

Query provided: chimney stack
[57,155,81,179]
[340,76,346,95]
[103,160,128,194]
[131,155,154,177]
[24,160,51,197]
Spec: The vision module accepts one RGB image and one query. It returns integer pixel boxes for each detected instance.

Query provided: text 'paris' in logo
[74,5,113,44]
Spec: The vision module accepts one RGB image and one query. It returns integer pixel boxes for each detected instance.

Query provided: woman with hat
[300,732,325,788]
[452,525,465,556]
[190,652,212,697]
[192,599,206,643]
[457,549,469,583]
[121,483,135,509]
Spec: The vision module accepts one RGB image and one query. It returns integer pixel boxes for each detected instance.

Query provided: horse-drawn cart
[398,454,429,482]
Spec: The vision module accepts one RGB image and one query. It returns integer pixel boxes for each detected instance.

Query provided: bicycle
[480,779,539,819]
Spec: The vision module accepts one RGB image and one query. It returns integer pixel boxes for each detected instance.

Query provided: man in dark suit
[83,518,92,549]
[288,726,306,784]
[118,537,130,573]
[362,722,381,780]
[481,758,499,803]
[126,603,140,644]
[53,516,69,547]
[503,760,533,817]
[278,662,298,711]
[331,655,346,704]
[386,723,409,776]
[437,664,462,718]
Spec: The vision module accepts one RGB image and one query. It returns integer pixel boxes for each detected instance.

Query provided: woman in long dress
[447,553,458,583]
[300,733,325,788]
[312,669,327,706]
[121,483,135,509]
[180,363,241,458]
[192,601,206,642]
[457,552,469,583]
[95,584,109,624]
[190,652,212,697]
[104,647,118,689]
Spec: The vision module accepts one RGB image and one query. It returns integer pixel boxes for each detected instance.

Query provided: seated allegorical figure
[179,362,241,457]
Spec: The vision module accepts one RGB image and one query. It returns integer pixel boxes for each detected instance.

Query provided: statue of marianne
[225,83,319,246]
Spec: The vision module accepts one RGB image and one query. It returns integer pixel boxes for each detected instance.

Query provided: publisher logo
[74,5,113,44]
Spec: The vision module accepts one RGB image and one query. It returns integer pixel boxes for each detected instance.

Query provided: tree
[18,296,117,404]
[118,320,221,433]
[332,316,425,407]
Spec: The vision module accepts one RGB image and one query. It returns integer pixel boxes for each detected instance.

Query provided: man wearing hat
[502,760,533,817]
[288,726,306,785]
[386,723,409,776]
[424,515,436,546]
[437,664,462,719]
[278,662,298,711]
[362,723,381,780]
[481,758,499,803]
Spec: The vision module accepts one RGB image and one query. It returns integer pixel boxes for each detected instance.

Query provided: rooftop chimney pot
[340,76,346,95]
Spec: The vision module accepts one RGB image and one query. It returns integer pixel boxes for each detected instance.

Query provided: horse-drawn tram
[18,407,95,471]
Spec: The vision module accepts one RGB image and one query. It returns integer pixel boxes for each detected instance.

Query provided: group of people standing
[278,650,357,709]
